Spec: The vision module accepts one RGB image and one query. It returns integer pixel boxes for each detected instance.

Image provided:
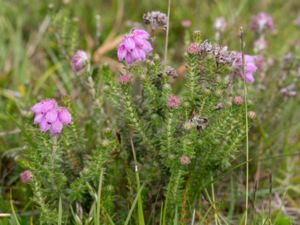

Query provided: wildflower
[167,95,181,109]
[180,155,191,165]
[214,102,224,110]
[143,11,168,31]
[199,41,234,64]
[248,111,256,119]
[187,42,199,55]
[213,17,227,33]
[254,55,265,71]
[254,36,267,53]
[294,15,300,27]
[232,53,258,84]
[280,84,297,97]
[32,99,72,136]
[71,50,88,73]
[20,170,33,183]
[117,29,152,65]
[165,66,178,80]
[250,12,274,33]
[118,74,131,85]
[233,96,243,105]
[181,19,191,28]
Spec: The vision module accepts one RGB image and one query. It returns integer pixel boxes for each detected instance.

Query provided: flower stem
[240,27,249,225]
[164,0,171,68]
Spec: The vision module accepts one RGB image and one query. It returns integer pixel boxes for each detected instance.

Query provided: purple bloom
[250,12,274,33]
[45,109,58,123]
[167,95,181,109]
[58,108,72,125]
[32,100,72,136]
[232,53,258,84]
[117,29,153,65]
[50,120,63,136]
[294,15,300,27]
[71,50,88,73]
[20,170,33,183]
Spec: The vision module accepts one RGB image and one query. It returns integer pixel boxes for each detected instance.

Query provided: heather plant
[1,0,300,224]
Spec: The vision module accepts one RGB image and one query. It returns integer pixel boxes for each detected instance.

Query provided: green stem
[164,0,171,67]
[240,27,249,225]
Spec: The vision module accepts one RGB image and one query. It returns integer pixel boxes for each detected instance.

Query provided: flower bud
[71,50,88,73]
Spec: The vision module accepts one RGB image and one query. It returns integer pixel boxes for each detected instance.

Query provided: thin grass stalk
[10,190,20,225]
[95,169,104,225]
[240,27,249,225]
[58,196,62,225]
[130,138,145,225]
[164,0,171,67]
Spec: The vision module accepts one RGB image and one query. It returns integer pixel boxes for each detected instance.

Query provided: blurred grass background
[1,0,300,224]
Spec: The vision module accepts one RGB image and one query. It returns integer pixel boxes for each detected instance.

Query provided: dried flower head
[71,50,88,73]
[233,96,243,105]
[20,170,33,183]
[165,66,178,80]
[199,40,234,64]
[32,99,72,136]
[117,29,153,65]
[280,84,297,97]
[180,155,191,165]
[143,11,168,31]
[250,12,274,33]
[248,111,256,119]
[167,95,181,109]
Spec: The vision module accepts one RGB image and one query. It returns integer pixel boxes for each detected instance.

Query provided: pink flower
[254,55,265,71]
[58,108,72,125]
[250,12,274,33]
[232,53,258,84]
[118,74,131,85]
[213,17,227,32]
[32,100,72,136]
[180,155,191,165]
[294,15,300,27]
[181,20,191,28]
[117,29,153,65]
[233,96,243,105]
[187,43,199,55]
[50,120,63,136]
[167,95,181,109]
[254,36,267,53]
[71,50,88,73]
[20,170,33,183]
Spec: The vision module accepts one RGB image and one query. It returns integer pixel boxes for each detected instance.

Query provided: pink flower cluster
[31,99,72,136]
[250,12,274,33]
[118,74,131,85]
[167,95,181,109]
[20,170,33,183]
[117,29,153,65]
[232,53,260,84]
